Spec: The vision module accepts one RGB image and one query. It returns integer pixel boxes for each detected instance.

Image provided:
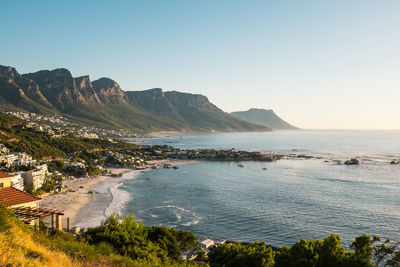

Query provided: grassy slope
[0,206,79,266]
[0,206,203,267]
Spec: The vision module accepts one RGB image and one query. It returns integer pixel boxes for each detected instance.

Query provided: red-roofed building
[0,171,13,179]
[0,172,41,225]
[0,172,64,230]
[0,171,41,209]
[0,186,41,208]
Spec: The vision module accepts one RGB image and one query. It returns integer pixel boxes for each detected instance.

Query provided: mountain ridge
[0,64,269,133]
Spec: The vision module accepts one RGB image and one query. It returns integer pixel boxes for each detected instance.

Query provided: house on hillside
[0,172,40,208]
[11,152,36,166]
[0,172,63,229]
[0,153,18,167]
[200,239,215,250]
[0,172,41,225]
[184,239,217,261]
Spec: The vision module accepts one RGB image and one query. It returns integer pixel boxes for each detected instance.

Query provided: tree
[350,234,375,267]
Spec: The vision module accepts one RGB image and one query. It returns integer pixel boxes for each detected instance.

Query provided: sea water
[76,130,400,247]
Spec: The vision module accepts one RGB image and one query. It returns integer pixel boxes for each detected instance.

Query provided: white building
[64,161,86,168]
[81,132,99,139]
[0,154,18,167]
[11,152,36,166]
[0,144,10,154]
[10,173,24,191]
[200,239,215,250]
[22,164,48,191]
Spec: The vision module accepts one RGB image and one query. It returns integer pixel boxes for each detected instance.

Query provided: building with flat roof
[21,164,48,191]
[200,239,215,250]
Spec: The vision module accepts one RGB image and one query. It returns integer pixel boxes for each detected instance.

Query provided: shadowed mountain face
[23,69,86,111]
[126,89,266,131]
[0,65,269,133]
[0,66,56,113]
[230,108,299,130]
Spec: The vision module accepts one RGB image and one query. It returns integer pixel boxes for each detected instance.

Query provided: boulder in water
[344,159,360,165]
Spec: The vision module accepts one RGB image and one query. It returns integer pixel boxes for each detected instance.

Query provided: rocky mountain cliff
[230,108,299,130]
[0,66,55,112]
[126,89,263,131]
[23,69,87,111]
[0,65,269,133]
[92,77,129,105]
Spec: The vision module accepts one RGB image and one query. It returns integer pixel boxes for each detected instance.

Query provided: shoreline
[40,168,133,228]
[40,159,198,230]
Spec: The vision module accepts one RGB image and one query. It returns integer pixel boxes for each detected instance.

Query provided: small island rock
[344,159,360,165]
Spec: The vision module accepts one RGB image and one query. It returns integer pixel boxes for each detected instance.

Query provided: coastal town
[3,111,137,139]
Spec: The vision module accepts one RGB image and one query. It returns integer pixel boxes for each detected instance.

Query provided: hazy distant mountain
[0,65,269,133]
[230,108,298,130]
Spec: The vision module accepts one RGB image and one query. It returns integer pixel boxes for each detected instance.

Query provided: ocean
[74,130,400,247]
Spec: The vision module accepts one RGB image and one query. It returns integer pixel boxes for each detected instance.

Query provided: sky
[1,0,400,129]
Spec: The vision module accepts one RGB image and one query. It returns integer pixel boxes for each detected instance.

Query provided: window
[0,183,3,187]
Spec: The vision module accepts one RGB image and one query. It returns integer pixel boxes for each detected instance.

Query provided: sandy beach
[40,159,196,230]
[40,168,133,228]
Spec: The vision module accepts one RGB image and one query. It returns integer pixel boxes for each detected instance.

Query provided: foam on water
[137,205,202,227]
[104,181,131,217]
[74,170,140,229]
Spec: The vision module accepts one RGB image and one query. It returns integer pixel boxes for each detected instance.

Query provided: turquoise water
[87,131,400,247]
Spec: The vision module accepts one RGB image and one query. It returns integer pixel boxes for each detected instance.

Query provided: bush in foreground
[209,233,400,267]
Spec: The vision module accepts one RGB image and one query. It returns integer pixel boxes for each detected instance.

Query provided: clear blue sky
[1,0,400,129]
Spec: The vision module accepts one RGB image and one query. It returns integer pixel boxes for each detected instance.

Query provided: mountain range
[0,65,269,133]
[230,109,298,130]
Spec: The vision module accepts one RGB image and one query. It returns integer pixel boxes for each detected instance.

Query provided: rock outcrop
[92,78,129,106]
[74,75,101,104]
[344,159,361,165]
